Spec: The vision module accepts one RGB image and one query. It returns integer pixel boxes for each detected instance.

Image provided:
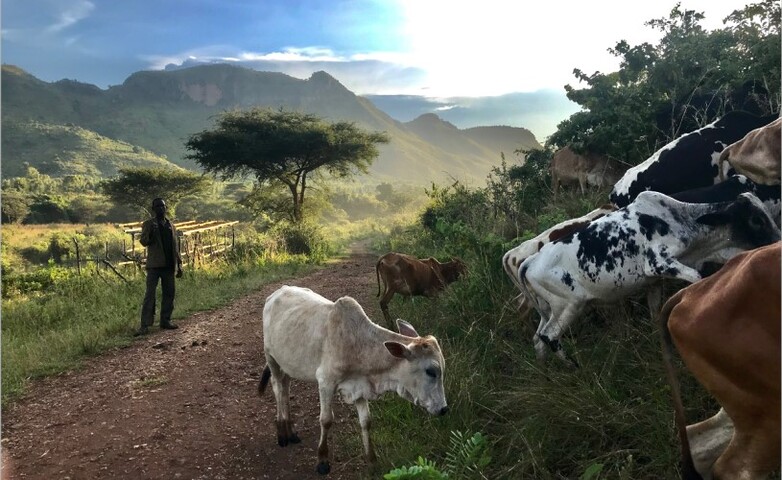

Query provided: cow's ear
[384,341,412,360]
[396,319,419,338]
[696,212,730,226]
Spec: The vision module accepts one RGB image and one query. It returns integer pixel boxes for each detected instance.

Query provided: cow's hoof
[316,461,331,475]
[277,435,288,447]
[289,433,301,444]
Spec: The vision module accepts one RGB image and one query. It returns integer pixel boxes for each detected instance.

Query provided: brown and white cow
[719,117,781,186]
[660,242,781,480]
[502,204,616,322]
[376,252,467,327]
[550,146,623,196]
[260,285,448,475]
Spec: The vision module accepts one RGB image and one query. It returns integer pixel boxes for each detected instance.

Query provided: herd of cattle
[258,112,781,478]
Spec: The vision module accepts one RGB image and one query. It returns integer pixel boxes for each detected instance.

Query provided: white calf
[259,285,448,475]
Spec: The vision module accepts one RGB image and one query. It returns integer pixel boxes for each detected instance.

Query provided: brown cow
[376,252,467,327]
[719,117,781,185]
[660,242,781,480]
[550,146,623,196]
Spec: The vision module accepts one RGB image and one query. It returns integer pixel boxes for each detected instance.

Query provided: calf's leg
[316,381,337,475]
[267,357,299,446]
[355,398,377,464]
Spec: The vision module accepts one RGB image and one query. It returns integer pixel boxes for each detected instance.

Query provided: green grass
[1,253,319,406]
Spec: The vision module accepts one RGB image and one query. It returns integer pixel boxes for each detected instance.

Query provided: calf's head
[384,320,448,416]
[696,192,781,250]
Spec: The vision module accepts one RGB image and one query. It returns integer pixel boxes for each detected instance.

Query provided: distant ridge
[1,64,541,185]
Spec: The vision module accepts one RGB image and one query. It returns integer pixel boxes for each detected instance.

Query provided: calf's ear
[384,341,413,360]
[396,319,419,337]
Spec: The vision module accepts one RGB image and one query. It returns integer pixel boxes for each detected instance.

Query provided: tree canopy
[547,1,780,166]
[184,108,389,223]
[102,167,211,217]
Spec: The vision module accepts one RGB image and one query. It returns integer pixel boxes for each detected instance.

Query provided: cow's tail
[258,365,272,396]
[659,290,703,480]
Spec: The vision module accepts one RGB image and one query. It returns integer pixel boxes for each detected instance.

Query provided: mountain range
[1,63,541,185]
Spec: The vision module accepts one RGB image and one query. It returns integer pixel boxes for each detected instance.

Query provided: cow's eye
[425,368,438,379]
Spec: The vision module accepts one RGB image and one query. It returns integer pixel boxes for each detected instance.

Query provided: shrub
[273,222,331,260]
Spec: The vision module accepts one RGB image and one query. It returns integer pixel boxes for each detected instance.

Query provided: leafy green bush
[273,222,331,260]
[384,432,491,480]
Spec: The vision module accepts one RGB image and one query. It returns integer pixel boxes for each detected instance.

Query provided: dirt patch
[2,251,389,479]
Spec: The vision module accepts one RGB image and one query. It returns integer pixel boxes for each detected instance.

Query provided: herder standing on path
[135,197,183,336]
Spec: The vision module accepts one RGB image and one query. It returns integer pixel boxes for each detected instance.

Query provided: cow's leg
[687,408,734,477]
[536,303,583,368]
[267,357,297,447]
[355,398,377,465]
[578,173,587,195]
[379,290,395,328]
[647,259,702,285]
[712,414,779,480]
[315,380,337,475]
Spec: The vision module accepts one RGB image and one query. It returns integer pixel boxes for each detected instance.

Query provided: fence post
[73,238,81,276]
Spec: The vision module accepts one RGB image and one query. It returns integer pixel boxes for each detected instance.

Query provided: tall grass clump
[363,165,712,478]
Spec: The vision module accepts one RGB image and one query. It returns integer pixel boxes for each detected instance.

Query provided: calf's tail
[258,365,271,396]
[659,290,703,480]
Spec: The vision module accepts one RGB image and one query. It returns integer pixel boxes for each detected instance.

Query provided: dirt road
[2,251,386,480]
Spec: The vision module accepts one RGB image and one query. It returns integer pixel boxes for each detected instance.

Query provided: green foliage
[486,150,553,238]
[384,432,491,480]
[385,457,450,480]
[1,190,31,223]
[101,166,211,217]
[185,108,389,222]
[272,222,331,260]
[26,194,72,224]
[444,431,492,478]
[549,2,781,165]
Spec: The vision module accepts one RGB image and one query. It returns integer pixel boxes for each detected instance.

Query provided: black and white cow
[670,174,781,222]
[518,191,780,366]
[610,111,778,208]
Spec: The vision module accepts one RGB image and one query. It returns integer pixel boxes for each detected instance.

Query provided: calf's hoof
[277,435,289,447]
[289,432,301,444]
[316,461,331,475]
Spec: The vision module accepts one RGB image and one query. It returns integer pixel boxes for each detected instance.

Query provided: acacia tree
[185,108,389,223]
[102,167,211,217]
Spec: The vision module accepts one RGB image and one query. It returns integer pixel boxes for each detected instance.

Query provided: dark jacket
[139,217,182,271]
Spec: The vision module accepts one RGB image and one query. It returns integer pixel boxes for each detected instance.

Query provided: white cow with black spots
[518,191,780,367]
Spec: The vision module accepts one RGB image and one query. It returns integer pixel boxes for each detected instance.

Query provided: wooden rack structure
[119,220,239,268]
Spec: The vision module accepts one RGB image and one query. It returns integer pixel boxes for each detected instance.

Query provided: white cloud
[46,0,95,33]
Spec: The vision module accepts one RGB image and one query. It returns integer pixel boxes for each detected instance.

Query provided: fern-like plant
[444,431,492,478]
[384,431,491,480]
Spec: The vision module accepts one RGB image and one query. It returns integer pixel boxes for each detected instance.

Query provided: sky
[1,0,757,139]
